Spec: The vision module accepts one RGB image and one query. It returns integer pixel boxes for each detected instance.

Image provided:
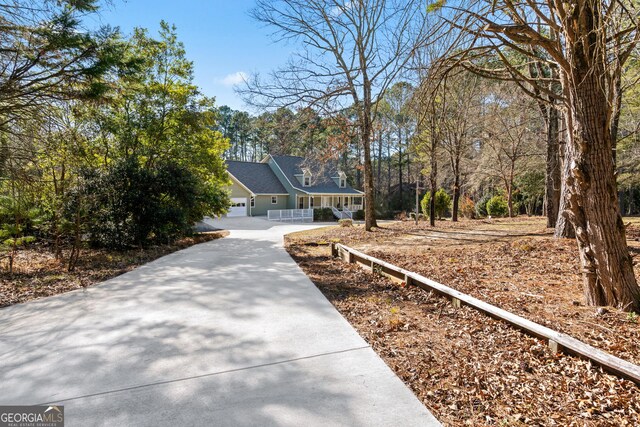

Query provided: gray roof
[270,155,363,195]
[227,161,288,195]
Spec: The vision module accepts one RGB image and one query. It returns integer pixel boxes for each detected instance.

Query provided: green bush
[313,207,334,221]
[352,209,364,220]
[76,158,228,249]
[475,193,493,218]
[421,188,451,219]
[486,195,509,217]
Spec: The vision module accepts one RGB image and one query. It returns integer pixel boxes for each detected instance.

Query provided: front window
[271,196,278,204]
[304,176,311,186]
[250,197,255,208]
[340,179,346,188]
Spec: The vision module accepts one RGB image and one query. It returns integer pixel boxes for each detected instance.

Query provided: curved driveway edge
[0,217,440,426]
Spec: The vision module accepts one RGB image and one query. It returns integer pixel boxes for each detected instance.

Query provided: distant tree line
[223,65,640,222]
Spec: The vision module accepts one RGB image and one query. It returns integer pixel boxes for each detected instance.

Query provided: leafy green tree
[421,189,451,220]
[76,158,225,249]
[0,21,230,268]
[486,195,508,218]
[0,0,125,131]
[515,171,545,216]
[87,21,230,215]
[0,195,41,273]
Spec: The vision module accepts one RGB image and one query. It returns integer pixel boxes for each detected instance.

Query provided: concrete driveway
[0,217,440,426]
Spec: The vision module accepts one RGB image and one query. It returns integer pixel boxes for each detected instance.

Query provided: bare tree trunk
[398,141,404,209]
[611,62,622,168]
[429,141,437,227]
[377,131,382,197]
[452,170,460,222]
[555,140,576,238]
[563,71,639,311]
[545,106,561,228]
[507,165,515,217]
[406,150,411,197]
[387,137,392,212]
[362,97,377,230]
[429,187,436,226]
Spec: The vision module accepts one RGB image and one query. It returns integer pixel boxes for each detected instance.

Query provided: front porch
[295,194,363,211]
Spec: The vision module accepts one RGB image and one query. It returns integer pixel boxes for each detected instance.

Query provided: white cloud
[220,71,248,86]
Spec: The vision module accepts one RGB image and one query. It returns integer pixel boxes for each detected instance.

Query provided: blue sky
[91,0,292,111]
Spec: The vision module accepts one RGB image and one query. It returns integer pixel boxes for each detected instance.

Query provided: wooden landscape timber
[331,242,640,385]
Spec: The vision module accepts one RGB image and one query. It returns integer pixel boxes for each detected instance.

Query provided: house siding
[266,158,306,209]
[229,178,252,198]
[251,195,288,216]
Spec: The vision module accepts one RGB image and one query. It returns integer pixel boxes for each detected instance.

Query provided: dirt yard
[285,217,640,426]
[0,231,228,308]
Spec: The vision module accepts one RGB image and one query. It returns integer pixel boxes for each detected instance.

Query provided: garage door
[228,197,248,217]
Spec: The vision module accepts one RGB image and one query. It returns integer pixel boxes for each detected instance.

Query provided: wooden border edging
[331,242,640,385]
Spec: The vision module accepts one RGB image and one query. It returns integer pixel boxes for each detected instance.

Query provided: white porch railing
[268,209,314,222]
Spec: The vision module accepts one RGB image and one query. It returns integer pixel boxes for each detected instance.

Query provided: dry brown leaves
[289,219,640,364]
[0,231,228,307]
[285,219,640,426]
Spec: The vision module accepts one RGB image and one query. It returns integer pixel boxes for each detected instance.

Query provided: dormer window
[303,169,312,187]
[338,171,347,188]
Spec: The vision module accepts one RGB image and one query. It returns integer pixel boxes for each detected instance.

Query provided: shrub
[421,188,451,219]
[459,196,476,219]
[475,193,493,218]
[77,158,228,249]
[313,207,334,221]
[352,209,365,220]
[338,218,353,227]
[486,195,509,217]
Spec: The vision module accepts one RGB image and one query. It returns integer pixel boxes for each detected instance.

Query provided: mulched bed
[285,219,640,426]
[0,231,228,308]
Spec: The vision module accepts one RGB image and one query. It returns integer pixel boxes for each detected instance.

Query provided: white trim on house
[302,169,312,187]
[306,190,365,195]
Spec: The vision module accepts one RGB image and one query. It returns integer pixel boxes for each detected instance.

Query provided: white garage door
[228,197,248,217]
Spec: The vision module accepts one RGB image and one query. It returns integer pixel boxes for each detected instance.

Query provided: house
[226,155,364,217]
